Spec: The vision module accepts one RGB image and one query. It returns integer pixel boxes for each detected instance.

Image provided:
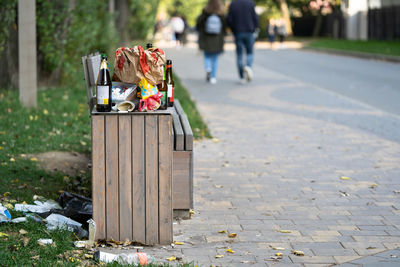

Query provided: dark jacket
[227,0,258,34]
[196,10,226,53]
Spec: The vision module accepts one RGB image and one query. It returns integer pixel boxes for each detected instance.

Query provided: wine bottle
[157,64,168,110]
[166,59,174,107]
[96,54,112,112]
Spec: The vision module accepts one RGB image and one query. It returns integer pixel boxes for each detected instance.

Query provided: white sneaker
[244,66,253,82]
[210,78,217,84]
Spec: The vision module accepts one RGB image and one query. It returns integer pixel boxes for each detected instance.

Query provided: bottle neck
[100,59,108,70]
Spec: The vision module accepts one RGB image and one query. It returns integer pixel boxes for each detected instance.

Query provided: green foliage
[129,0,161,40]
[160,0,208,27]
[0,0,17,54]
[36,0,119,85]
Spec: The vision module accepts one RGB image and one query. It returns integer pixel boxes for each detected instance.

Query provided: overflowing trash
[0,204,12,222]
[37,238,53,246]
[46,213,87,238]
[38,191,92,228]
[95,251,155,266]
[15,197,61,213]
[7,192,92,238]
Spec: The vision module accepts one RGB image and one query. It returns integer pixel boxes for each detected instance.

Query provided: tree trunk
[116,0,130,45]
[278,0,292,36]
[312,9,323,37]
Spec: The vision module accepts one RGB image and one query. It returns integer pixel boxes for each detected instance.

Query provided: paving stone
[101,44,400,265]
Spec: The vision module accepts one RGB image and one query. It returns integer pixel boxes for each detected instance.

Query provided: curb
[302,47,400,63]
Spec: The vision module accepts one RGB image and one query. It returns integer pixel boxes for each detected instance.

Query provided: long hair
[205,0,225,15]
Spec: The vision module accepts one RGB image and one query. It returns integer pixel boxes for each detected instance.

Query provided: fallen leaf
[214,185,223,188]
[9,158,15,162]
[30,157,39,162]
[369,183,378,189]
[11,179,19,183]
[218,230,227,234]
[23,237,30,247]
[340,176,351,180]
[84,254,93,259]
[80,141,87,146]
[228,233,237,238]
[0,232,8,238]
[279,230,291,233]
[43,109,49,115]
[123,239,131,246]
[189,209,195,215]
[291,250,305,256]
[19,229,28,235]
[226,248,235,253]
[0,146,3,150]
[31,255,40,260]
[167,256,176,261]
[270,245,285,250]
[4,203,13,210]
[174,241,184,245]
[3,192,10,197]
[212,138,220,143]
[275,252,283,256]
[215,255,224,258]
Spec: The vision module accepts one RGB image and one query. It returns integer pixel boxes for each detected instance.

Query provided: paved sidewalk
[127,44,400,266]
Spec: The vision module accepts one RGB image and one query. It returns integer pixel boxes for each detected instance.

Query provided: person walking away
[277,18,287,49]
[196,0,226,84]
[170,15,185,48]
[267,18,276,49]
[227,0,258,84]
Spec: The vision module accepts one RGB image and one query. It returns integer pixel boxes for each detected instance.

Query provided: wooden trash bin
[91,109,173,245]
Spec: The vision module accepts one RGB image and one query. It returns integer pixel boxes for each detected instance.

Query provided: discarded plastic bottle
[0,204,11,222]
[117,252,155,265]
[97,251,155,266]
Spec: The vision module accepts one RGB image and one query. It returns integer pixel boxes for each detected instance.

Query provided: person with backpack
[227,0,258,84]
[196,0,226,84]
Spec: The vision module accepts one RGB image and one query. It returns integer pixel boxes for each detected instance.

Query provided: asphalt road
[253,48,400,117]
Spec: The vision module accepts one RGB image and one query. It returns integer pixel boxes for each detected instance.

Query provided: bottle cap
[166,59,172,64]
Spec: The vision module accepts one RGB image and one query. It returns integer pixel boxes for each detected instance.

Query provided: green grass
[0,62,207,266]
[174,73,212,139]
[306,39,400,57]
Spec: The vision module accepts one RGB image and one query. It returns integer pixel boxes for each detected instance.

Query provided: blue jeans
[234,32,255,79]
[204,52,219,79]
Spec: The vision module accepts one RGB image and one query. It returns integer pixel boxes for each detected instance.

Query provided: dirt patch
[26,151,91,177]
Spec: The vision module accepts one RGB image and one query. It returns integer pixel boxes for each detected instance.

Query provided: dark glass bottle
[166,59,174,107]
[157,64,168,110]
[96,54,112,112]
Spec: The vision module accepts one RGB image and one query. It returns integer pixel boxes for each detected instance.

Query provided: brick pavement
[109,44,400,266]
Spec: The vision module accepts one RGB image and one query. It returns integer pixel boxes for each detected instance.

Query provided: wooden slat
[172,151,191,210]
[189,150,194,209]
[158,115,173,244]
[132,116,146,243]
[92,115,106,240]
[105,115,119,240]
[172,109,184,151]
[174,100,193,151]
[145,116,159,245]
[118,116,132,241]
